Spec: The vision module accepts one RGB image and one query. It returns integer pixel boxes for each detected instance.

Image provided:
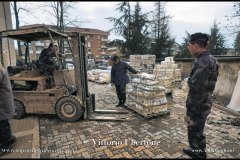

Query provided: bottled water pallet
[126,97,170,118]
[125,104,170,118]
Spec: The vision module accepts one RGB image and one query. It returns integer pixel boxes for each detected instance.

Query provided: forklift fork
[85,93,132,121]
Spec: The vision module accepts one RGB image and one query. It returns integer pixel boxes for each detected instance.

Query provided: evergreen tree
[208,21,227,55]
[175,31,191,58]
[234,32,240,55]
[130,2,151,55]
[150,2,175,59]
[106,2,150,55]
[106,2,132,52]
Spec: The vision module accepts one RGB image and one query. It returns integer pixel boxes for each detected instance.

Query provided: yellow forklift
[0,26,130,122]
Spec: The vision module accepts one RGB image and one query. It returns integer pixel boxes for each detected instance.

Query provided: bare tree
[225,2,240,35]
[36,1,88,53]
[11,2,33,57]
[36,2,84,31]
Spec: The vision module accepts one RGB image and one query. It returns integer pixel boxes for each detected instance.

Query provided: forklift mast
[71,33,131,121]
[71,33,89,102]
[0,35,2,65]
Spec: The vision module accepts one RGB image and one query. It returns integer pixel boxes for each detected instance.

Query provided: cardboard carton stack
[153,57,182,93]
[129,55,156,74]
[127,73,170,117]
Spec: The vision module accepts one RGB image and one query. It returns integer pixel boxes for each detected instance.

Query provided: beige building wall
[175,58,240,101]
[0,2,16,67]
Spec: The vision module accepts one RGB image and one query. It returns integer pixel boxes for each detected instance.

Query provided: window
[89,35,93,40]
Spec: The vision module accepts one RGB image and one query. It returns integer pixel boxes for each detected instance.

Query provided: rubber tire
[13,100,26,119]
[55,96,84,122]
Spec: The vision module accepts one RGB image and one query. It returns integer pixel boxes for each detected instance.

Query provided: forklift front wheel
[55,96,84,122]
[13,100,26,119]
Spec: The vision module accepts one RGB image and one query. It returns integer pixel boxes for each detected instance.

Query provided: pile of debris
[87,68,111,83]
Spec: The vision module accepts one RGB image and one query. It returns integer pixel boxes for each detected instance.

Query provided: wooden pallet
[126,103,170,118]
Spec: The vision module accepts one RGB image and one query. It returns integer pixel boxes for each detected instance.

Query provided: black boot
[121,98,126,107]
[116,102,122,107]
[121,93,126,107]
[0,143,13,157]
[116,93,123,107]
[115,90,121,107]
[0,136,16,157]
[0,120,16,157]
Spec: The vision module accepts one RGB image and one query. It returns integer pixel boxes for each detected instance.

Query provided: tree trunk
[59,1,64,54]
[14,2,22,57]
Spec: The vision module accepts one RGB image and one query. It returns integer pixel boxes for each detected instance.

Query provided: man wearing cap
[38,43,59,87]
[38,42,59,76]
[183,33,219,159]
[110,54,138,107]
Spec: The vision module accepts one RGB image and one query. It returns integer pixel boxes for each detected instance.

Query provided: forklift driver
[38,43,59,76]
[38,43,59,87]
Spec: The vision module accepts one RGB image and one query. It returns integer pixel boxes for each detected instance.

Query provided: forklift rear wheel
[13,100,26,119]
[55,96,84,122]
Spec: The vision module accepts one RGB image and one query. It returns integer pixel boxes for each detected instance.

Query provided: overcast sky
[12,1,236,48]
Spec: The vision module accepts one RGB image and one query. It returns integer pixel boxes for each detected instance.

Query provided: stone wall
[0,2,16,67]
[175,57,240,101]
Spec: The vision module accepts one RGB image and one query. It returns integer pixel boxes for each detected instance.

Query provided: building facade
[19,24,110,61]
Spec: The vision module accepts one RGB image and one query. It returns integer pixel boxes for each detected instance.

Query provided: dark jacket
[38,48,54,66]
[186,51,219,117]
[0,66,15,121]
[111,61,138,85]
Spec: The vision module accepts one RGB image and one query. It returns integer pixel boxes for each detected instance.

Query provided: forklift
[0,26,130,122]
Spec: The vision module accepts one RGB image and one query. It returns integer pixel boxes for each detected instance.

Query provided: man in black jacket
[183,33,219,159]
[38,43,59,88]
[110,55,138,107]
[38,43,58,76]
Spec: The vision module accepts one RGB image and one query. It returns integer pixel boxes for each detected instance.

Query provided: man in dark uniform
[0,65,16,156]
[38,43,58,76]
[38,43,59,87]
[110,55,138,107]
[183,33,219,159]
